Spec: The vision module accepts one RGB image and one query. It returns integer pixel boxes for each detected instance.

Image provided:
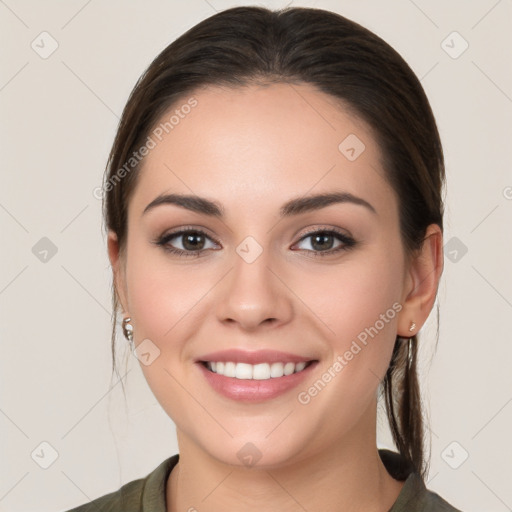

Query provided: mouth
[196,359,320,403]
[199,360,317,380]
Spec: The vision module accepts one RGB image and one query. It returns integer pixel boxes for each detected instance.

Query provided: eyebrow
[142,191,377,218]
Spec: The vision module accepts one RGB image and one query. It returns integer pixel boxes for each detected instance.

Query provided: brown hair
[103,6,444,479]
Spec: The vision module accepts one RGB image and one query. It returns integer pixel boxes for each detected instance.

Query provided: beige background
[1,1,511,511]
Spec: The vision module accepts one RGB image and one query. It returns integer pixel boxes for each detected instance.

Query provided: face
[110,83,418,468]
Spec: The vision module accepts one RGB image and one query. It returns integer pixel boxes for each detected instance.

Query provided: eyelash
[154,225,357,259]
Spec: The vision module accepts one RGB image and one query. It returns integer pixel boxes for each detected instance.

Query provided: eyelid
[158,225,221,244]
[295,224,353,240]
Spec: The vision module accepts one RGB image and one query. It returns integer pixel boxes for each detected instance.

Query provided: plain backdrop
[1,1,511,511]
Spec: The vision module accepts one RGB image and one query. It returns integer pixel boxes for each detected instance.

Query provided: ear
[107,230,129,315]
[397,224,444,337]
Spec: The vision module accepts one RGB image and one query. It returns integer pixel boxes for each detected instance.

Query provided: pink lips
[196,349,314,365]
[195,349,319,403]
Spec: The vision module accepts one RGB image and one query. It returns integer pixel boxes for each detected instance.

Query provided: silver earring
[122,316,134,349]
[409,321,416,332]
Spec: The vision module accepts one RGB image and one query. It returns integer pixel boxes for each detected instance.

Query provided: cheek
[293,251,404,430]
[123,246,210,416]
[123,238,202,351]
[309,243,403,331]
[307,244,404,382]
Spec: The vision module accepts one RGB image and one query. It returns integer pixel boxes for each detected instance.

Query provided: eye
[154,226,356,258]
[154,227,219,257]
[293,228,356,257]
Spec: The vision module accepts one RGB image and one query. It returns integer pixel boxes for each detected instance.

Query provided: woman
[67,5,462,511]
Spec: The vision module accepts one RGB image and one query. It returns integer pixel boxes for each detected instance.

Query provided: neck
[166,401,404,512]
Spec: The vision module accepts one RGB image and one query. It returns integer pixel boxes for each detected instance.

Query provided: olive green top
[64,450,462,511]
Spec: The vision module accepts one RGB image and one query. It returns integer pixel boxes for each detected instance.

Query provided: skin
[108,83,443,512]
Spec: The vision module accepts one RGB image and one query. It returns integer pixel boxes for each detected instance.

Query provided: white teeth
[295,361,307,372]
[283,362,295,375]
[270,362,284,378]
[253,363,270,380]
[205,361,310,379]
[235,362,253,380]
[224,362,236,378]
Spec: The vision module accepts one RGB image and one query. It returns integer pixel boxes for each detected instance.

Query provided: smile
[202,360,313,380]
[197,360,319,402]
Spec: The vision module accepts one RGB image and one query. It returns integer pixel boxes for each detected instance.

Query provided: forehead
[129,82,395,222]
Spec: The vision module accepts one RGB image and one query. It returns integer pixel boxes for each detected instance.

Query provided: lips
[197,358,319,402]
[195,348,319,402]
[196,349,316,365]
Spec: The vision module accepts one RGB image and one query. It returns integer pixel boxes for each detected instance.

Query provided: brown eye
[310,232,336,251]
[294,229,356,257]
[155,228,219,257]
[181,232,207,250]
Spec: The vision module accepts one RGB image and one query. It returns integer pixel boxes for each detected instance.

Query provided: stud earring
[409,321,416,332]
[122,316,134,349]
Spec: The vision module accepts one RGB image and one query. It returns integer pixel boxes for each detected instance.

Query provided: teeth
[205,361,309,379]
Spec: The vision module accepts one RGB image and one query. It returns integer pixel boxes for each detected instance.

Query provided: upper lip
[196,349,317,365]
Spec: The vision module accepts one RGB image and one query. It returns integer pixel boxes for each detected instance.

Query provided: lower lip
[197,361,318,403]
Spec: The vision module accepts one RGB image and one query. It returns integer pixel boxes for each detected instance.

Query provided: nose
[215,246,294,332]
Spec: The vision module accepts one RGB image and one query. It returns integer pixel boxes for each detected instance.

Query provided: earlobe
[107,230,129,314]
[397,224,443,337]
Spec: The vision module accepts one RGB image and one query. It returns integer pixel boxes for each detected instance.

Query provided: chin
[202,434,308,470]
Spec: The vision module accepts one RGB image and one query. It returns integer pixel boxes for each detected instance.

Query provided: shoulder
[64,477,145,512]
[379,449,463,512]
[62,454,179,512]
[394,472,463,512]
